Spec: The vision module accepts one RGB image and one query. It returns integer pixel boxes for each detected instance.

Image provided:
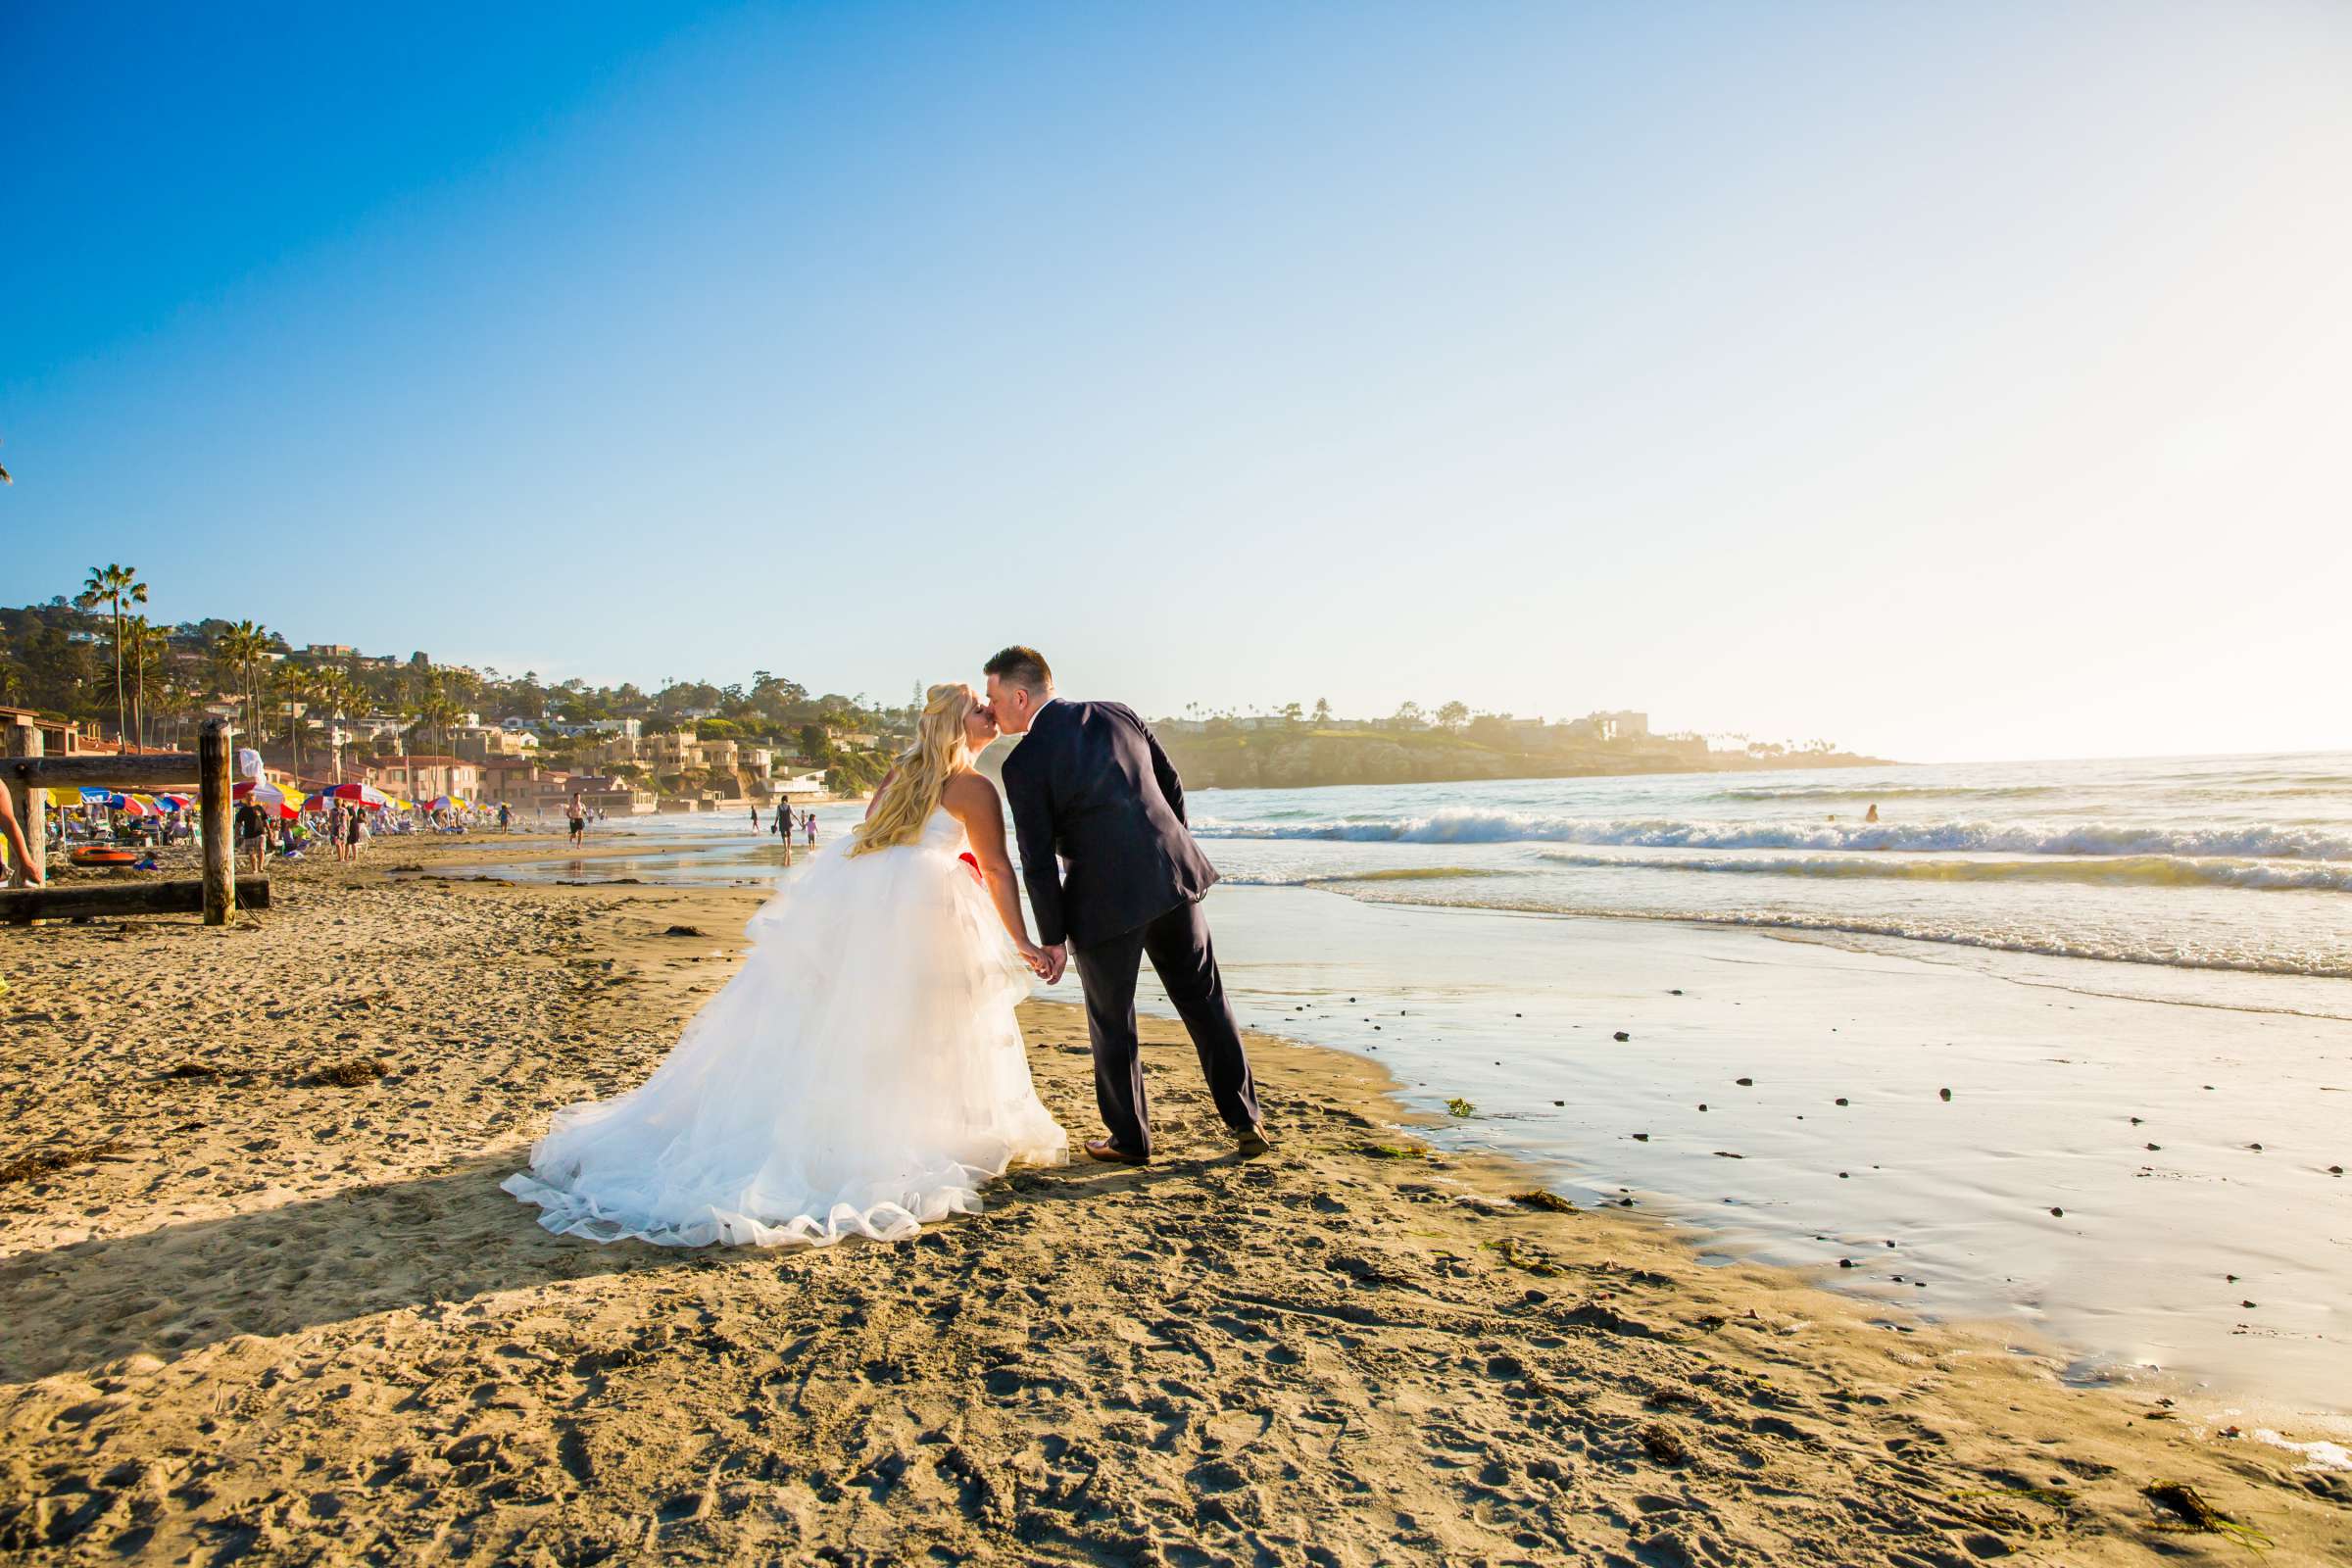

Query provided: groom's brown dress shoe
[1085,1139,1150,1165]
[1236,1124,1274,1157]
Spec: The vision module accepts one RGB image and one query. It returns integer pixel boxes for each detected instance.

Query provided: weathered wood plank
[199,720,233,926]
[4,753,203,789]
[0,877,270,924]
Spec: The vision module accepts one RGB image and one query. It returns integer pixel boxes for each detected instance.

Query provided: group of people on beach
[753,803,817,846]
[234,800,387,870]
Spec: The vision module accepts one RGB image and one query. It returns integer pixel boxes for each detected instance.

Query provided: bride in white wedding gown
[503,683,1068,1247]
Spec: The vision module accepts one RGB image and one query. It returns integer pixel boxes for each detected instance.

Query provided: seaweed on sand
[2140,1480,2273,1549]
[1485,1238,1560,1277]
[1511,1190,1575,1213]
[0,1141,127,1187]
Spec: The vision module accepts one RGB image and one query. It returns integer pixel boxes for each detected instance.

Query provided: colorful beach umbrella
[314,781,393,808]
[232,778,297,808]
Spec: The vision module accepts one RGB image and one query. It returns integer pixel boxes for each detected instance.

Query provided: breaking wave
[1221,865,1526,888]
[1709,784,2063,803]
[1192,811,2352,862]
[1304,885,2352,980]
[1533,852,2352,893]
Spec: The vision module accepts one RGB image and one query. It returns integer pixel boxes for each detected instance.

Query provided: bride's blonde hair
[848,683,976,858]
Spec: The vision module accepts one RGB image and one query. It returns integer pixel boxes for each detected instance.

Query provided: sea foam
[1192,811,2352,861]
[1532,852,2352,893]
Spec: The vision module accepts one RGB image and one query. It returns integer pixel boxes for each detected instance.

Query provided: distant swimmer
[1865,803,1880,823]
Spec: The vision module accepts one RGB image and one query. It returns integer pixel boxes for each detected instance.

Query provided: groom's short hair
[984,645,1053,695]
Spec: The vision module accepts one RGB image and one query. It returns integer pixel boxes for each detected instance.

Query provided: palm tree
[405,673,463,772]
[274,663,321,779]
[316,669,363,782]
[153,683,200,752]
[126,615,172,752]
[211,620,272,740]
[74,564,146,749]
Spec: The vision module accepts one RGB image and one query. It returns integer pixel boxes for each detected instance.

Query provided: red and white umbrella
[232,777,297,809]
[313,781,393,808]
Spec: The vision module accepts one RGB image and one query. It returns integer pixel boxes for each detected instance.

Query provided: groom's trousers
[1070,896,1261,1156]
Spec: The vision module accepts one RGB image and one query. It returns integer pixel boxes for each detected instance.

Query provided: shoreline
[2,840,2346,1561]
[284,824,2352,1414]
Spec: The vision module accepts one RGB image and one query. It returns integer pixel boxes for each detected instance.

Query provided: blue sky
[5,2,2347,760]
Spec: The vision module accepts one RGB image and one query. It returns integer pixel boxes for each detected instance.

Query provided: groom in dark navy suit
[986,646,1269,1163]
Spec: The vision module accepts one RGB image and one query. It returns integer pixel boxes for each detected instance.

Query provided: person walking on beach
[503,683,1064,1248]
[234,799,269,876]
[566,792,586,847]
[498,802,513,833]
[750,804,760,831]
[805,811,816,847]
[987,645,1269,1163]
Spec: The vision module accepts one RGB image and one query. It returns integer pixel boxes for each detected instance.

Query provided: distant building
[0,706,85,758]
[1585,710,1648,742]
[572,774,656,815]
[452,725,539,762]
[366,755,483,803]
[772,770,829,802]
[354,713,408,742]
[304,644,357,659]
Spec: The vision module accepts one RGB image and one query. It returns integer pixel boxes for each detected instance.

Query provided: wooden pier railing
[2,718,260,925]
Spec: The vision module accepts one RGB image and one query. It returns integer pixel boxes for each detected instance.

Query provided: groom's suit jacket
[999,699,1219,950]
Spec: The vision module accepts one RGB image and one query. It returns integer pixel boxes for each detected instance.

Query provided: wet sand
[2,841,2347,1563]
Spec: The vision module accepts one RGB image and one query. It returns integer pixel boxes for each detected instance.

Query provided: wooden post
[199,718,234,925]
[3,725,43,888]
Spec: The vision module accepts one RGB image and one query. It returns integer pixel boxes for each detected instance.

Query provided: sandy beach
[3,840,2348,1564]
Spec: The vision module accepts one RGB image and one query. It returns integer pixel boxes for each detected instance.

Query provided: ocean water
[459,753,2352,1420]
[1188,751,2352,1011]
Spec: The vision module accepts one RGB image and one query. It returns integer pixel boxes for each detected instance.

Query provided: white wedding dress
[503,806,1068,1247]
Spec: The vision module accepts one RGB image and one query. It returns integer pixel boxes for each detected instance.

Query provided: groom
[985,646,1270,1163]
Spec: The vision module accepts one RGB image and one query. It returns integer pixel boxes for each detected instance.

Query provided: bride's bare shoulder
[940,769,1001,812]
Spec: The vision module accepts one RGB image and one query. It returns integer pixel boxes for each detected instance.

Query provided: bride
[503,682,1069,1247]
